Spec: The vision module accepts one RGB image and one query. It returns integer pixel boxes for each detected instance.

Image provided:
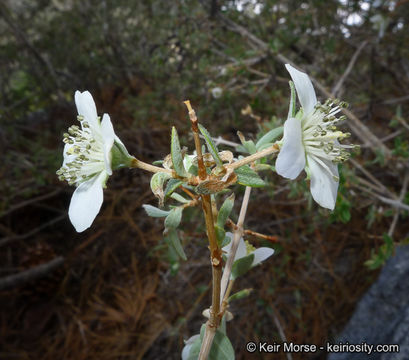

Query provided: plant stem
[130,157,174,175]
[226,143,279,170]
[220,186,252,303]
[184,100,222,360]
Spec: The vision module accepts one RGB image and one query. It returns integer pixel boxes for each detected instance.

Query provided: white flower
[276,64,354,210]
[211,87,223,99]
[57,91,131,232]
[222,232,274,267]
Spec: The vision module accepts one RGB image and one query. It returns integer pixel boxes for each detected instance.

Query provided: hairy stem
[226,143,279,170]
[130,157,174,175]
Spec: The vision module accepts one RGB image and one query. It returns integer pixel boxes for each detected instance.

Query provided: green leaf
[228,288,253,302]
[237,131,257,154]
[164,179,183,197]
[231,253,254,280]
[166,228,187,261]
[171,127,187,177]
[170,192,190,204]
[198,124,223,167]
[217,193,235,228]
[256,126,283,150]
[234,166,265,187]
[142,204,170,217]
[150,172,172,206]
[215,225,226,246]
[209,329,235,360]
[164,207,183,229]
[186,324,235,360]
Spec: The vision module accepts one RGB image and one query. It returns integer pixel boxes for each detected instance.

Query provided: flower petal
[101,113,115,175]
[74,90,100,134]
[68,171,107,232]
[275,117,306,179]
[252,247,275,266]
[307,155,339,210]
[285,64,317,115]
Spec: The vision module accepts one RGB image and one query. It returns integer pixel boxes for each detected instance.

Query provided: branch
[332,40,367,96]
[0,256,64,291]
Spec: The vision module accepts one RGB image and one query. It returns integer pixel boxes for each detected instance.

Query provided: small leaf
[209,329,235,360]
[171,127,187,177]
[142,204,170,217]
[228,288,253,302]
[237,131,257,154]
[198,124,223,167]
[170,192,190,204]
[164,179,183,197]
[231,253,254,280]
[215,225,226,246]
[166,228,187,261]
[256,126,284,150]
[234,166,265,187]
[217,193,235,228]
[164,207,183,229]
[150,172,172,206]
[186,325,235,360]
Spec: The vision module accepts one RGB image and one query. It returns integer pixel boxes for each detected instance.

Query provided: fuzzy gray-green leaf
[166,228,187,261]
[256,126,283,150]
[234,166,265,187]
[142,204,170,218]
[164,206,183,229]
[231,253,254,280]
[171,127,187,177]
[198,124,223,167]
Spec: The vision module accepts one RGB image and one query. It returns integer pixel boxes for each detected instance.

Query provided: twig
[1,189,62,218]
[0,256,64,291]
[220,186,252,303]
[226,143,279,170]
[382,94,409,105]
[332,40,367,96]
[388,171,409,237]
[0,214,67,247]
[184,101,222,360]
[130,158,174,175]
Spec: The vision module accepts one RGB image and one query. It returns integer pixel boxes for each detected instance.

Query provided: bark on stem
[184,100,222,360]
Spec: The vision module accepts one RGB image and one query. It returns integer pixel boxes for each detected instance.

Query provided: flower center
[56,116,105,186]
[301,99,357,179]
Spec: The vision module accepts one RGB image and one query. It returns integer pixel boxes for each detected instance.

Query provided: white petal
[252,247,275,266]
[101,114,115,175]
[74,91,100,133]
[68,171,107,232]
[285,64,317,115]
[275,117,305,179]
[307,155,339,210]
